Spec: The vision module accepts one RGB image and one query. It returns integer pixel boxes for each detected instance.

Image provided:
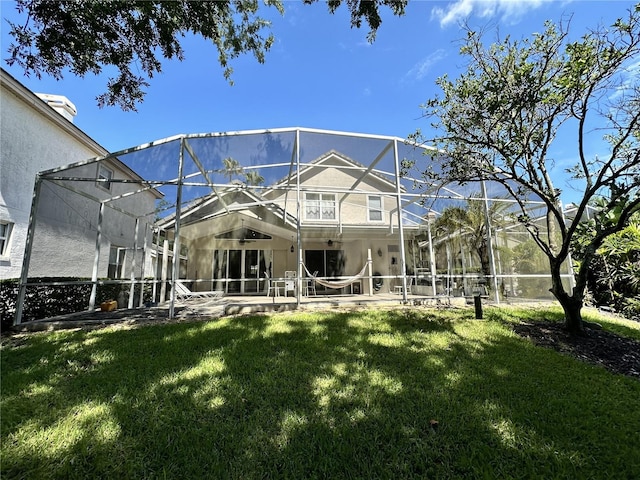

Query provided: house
[0,68,161,283]
[157,146,430,297]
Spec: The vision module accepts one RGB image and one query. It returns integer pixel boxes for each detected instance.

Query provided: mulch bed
[512,320,640,381]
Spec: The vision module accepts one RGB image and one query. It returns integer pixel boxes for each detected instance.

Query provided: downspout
[152,227,160,303]
[367,248,373,296]
[139,222,148,308]
[160,237,169,303]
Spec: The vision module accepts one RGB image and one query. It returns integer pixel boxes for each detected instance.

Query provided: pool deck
[10,292,552,333]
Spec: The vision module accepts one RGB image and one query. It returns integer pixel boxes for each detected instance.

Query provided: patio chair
[265,271,280,297]
[285,270,296,297]
[304,270,318,296]
[173,280,224,301]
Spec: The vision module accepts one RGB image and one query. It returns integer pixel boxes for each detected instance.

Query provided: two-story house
[156,138,429,298]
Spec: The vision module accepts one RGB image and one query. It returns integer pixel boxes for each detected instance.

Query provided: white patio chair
[173,280,224,301]
[265,271,280,297]
[304,270,318,296]
[285,270,296,297]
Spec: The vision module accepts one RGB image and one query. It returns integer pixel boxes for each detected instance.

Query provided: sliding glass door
[304,249,345,293]
[213,249,269,294]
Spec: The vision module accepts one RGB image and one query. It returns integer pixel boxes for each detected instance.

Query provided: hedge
[0,278,156,332]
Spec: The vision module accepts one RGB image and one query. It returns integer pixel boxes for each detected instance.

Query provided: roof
[1,68,163,199]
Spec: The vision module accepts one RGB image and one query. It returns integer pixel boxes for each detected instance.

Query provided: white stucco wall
[0,70,158,280]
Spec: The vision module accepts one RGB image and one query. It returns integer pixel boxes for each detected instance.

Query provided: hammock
[302,261,370,290]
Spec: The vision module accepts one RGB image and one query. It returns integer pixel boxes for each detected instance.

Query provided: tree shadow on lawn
[2,310,639,478]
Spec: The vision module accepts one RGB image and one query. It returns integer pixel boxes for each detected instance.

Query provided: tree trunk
[478,244,491,278]
[557,293,585,334]
[549,258,585,335]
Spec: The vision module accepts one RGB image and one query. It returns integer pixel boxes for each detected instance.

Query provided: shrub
[0,278,155,331]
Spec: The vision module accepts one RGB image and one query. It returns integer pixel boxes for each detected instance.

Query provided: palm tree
[219,157,243,182]
[243,170,265,187]
[435,194,510,282]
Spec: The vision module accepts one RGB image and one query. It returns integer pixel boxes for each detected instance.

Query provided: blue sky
[1,0,636,203]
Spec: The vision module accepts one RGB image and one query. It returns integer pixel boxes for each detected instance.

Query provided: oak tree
[5,0,407,110]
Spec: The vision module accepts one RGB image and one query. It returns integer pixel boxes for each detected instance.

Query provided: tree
[435,194,509,279]
[243,170,265,187]
[572,208,640,318]
[407,5,640,333]
[6,0,407,110]
[219,157,243,182]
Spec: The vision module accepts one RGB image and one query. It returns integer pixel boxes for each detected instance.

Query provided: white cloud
[362,87,372,96]
[609,58,640,101]
[403,49,448,82]
[431,0,549,28]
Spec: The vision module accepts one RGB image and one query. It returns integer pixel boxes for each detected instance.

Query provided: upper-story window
[97,164,113,191]
[305,193,336,221]
[368,195,383,222]
[0,221,13,257]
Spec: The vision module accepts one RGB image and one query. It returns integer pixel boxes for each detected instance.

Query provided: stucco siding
[1,70,158,280]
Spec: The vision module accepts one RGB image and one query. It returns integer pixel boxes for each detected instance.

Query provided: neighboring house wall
[30,160,158,279]
[0,69,159,280]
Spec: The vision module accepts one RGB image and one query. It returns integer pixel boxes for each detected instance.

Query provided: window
[0,221,13,256]
[368,195,383,222]
[108,246,125,278]
[305,193,336,221]
[97,164,113,191]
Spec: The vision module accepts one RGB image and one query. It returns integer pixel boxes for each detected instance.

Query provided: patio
[13,291,477,332]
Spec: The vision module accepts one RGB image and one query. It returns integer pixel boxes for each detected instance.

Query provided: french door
[213,249,270,294]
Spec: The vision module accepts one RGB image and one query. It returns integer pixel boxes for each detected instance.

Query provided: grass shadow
[2,309,639,478]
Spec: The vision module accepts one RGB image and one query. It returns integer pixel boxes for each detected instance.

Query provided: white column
[160,238,169,303]
[89,202,106,311]
[427,213,437,296]
[295,129,302,306]
[128,217,140,309]
[14,175,42,325]
[169,138,186,319]
[392,140,408,302]
[367,248,373,296]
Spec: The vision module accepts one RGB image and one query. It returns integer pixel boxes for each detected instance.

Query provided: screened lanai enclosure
[14,127,576,324]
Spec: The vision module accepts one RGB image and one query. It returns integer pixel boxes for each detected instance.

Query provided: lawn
[2,306,639,479]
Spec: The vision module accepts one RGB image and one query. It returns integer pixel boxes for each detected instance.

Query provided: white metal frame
[13,127,574,325]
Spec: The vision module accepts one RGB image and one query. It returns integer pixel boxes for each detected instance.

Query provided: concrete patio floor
[12,292,473,332]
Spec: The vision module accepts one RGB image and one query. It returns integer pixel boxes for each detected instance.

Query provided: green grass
[2,307,639,479]
[485,304,640,341]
